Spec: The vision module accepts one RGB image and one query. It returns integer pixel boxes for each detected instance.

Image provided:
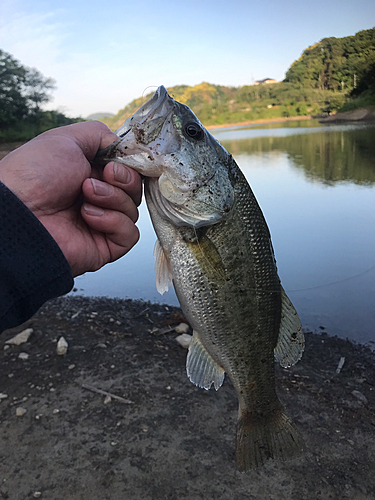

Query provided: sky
[1,0,375,118]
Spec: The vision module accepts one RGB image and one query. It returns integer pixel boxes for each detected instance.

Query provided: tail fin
[236,410,304,471]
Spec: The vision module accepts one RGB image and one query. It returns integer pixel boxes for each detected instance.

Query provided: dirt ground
[0,295,374,500]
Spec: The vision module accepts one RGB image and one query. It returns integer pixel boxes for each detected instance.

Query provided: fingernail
[83,203,105,216]
[91,178,113,196]
[114,164,131,184]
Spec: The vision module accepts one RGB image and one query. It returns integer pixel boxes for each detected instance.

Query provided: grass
[339,88,375,112]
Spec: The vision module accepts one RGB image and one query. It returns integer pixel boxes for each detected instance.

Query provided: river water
[73,120,375,346]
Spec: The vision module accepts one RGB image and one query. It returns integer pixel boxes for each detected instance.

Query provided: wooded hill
[103,27,375,129]
[285,27,375,92]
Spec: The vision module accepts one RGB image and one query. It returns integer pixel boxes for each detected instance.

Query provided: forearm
[0,182,74,333]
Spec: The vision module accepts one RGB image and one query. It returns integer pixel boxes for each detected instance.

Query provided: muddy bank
[0,295,374,500]
[320,107,375,124]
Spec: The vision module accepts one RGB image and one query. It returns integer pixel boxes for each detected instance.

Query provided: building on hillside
[254,78,278,85]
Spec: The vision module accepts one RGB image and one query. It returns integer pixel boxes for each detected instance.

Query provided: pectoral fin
[274,288,305,368]
[187,231,227,283]
[186,331,225,391]
[154,240,173,294]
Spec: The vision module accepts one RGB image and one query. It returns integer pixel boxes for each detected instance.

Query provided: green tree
[23,67,56,113]
[0,49,28,126]
[0,49,56,127]
[0,49,79,141]
[322,94,346,114]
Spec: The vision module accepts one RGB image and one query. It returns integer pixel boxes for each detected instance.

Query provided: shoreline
[1,108,373,154]
[206,114,313,130]
[319,107,375,124]
[206,106,375,129]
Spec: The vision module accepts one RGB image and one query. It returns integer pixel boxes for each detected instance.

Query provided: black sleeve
[0,182,74,333]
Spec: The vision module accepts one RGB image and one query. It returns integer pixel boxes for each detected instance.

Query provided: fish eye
[184,121,204,141]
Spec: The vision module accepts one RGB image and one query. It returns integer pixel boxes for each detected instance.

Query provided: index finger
[40,121,118,161]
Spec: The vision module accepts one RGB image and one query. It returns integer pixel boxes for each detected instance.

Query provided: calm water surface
[73,120,375,345]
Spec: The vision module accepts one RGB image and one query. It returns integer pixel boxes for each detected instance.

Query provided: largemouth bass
[96,86,305,471]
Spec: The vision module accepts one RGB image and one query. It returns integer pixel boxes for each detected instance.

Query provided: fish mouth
[94,86,176,174]
[134,86,170,122]
[116,86,173,141]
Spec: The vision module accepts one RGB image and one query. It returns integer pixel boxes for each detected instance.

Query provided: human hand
[0,121,142,277]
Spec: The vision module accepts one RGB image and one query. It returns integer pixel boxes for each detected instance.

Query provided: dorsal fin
[274,288,305,368]
[186,331,225,391]
[153,240,173,295]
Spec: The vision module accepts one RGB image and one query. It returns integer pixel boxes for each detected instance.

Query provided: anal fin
[186,331,225,391]
[274,287,305,368]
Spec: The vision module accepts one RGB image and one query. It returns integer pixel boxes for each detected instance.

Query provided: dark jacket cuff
[0,182,74,333]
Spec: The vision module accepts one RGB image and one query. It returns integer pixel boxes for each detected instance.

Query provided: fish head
[99,85,235,227]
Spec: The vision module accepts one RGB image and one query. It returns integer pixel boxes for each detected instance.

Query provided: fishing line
[285,262,375,293]
[191,224,375,295]
[142,86,159,103]
[244,262,375,295]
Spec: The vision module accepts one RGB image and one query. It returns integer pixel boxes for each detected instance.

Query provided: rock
[5,328,33,345]
[104,395,112,405]
[33,492,42,498]
[56,337,68,356]
[175,323,190,334]
[18,352,29,360]
[352,390,368,404]
[16,407,27,417]
[175,333,192,349]
[0,393,8,400]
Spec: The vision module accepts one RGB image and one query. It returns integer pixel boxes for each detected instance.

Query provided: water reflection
[220,123,375,185]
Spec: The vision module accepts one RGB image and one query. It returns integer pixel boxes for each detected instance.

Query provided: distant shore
[1,108,373,160]
[206,107,375,130]
[206,114,313,130]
